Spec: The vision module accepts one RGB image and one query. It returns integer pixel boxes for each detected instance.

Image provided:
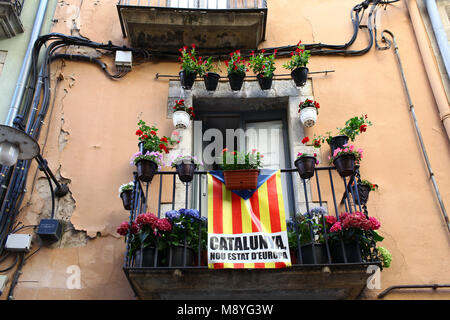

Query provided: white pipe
[425,0,450,77]
[4,0,50,127]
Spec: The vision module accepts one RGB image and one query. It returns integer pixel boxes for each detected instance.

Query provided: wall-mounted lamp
[0,123,69,242]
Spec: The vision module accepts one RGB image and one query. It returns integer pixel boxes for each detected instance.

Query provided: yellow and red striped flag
[207,170,291,269]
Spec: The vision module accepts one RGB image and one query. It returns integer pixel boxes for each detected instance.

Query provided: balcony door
[193,109,295,217]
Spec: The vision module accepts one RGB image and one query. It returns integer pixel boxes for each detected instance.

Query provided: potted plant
[198,56,221,91]
[328,143,363,177]
[248,49,276,90]
[118,181,134,210]
[130,150,163,183]
[178,44,202,90]
[283,41,311,86]
[172,99,194,129]
[287,207,330,264]
[116,213,172,267]
[219,148,263,190]
[325,211,383,263]
[298,98,320,128]
[225,50,247,91]
[294,136,319,179]
[377,246,392,268]
[311,114,372,154]
[353,179,378,205]
[136,119,177,155]
[170,155,202,183]
[163,208,207,266]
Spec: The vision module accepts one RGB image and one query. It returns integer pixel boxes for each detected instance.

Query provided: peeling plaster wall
[5,0,450,300]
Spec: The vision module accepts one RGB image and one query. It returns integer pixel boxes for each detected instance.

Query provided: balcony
[116,0,267,53]
[121,165,382,300]
[0,0,24,39]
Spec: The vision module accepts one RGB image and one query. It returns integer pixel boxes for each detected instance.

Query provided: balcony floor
[124,264,376,300]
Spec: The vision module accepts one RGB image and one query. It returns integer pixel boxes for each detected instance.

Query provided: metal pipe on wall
[405,0,450,141]
[4,0,50,127]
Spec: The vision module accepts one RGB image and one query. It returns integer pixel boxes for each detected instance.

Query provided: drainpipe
[4,0,50,127]
[405,0,450,141]
[425,0,450,77]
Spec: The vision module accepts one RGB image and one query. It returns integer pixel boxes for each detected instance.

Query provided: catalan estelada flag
[207,169,291,269]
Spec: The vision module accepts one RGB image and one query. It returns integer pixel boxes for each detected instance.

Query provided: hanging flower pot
[294,156,317,179]
[291,67,309,86]
[120,190,133,210]
[333,154,356,177]
[173,111,191,129]
[203,72,220,91]
[136,159,158,182]
[354,180,377,205]
[179,70,197,90]
[170,155,202,183]
[223,169,259,190]
[328,135,349,155]
[298,98,320,128]
[228,72,245,91]
[257,73,273,90]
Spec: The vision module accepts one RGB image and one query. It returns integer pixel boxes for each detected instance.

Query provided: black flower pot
[163,245,195,267]
[356,184,371,205]
[228,73,245,91]
[136,159,158,182]
[328,135,349,155]
[331,242,361,263]
[294,156,316,179]
[179,70,197,90]
[135,247,158,267]
[203,72,220,91]
[291,67,308,86]
[333,154,356,177]
[257,73,273,90]
[300,243,329,264]
[175,162,196,183]
[120,190,133,210]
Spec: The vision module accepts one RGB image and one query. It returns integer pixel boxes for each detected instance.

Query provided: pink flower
[297,152,303,157]
[252,149,257,154]
[330,221,342,233]
[116,221,139,236]
[369,216,381,230]
[136,213,158,229]
[325,215,337,226]
[155,218,172,232]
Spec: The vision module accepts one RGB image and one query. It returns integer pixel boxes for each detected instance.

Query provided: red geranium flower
[359,124,367,133]
[160,137,168,143]
[136,129,143,136]
[301,136,310,144]
[150,130,156,136]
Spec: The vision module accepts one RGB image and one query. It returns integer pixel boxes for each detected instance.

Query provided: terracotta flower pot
[203,72,220,91]
[175,161,196,183]
[333,154,356,177]
[179,70,197,90]
[257,73,273,90]
[136,159,158,182]
[228,73,245,91]
[294,156,316,179]
[291,67,308,86]
[223,169,259,190]
[120,190,133,210]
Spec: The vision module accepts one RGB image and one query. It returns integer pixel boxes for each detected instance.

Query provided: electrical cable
[0,253,19,273]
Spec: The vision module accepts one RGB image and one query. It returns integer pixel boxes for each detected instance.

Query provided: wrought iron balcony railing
[122,166,382,270]
[0,0,25,38]
[117,0,267,10]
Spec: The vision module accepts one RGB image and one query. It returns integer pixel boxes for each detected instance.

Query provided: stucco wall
[3,0,450,300]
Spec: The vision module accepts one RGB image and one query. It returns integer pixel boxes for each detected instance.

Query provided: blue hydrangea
[184,209,200,221]
[165,210,180,221]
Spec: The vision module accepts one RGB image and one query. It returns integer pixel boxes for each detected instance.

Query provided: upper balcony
[116,0,267,54]
[0,0,24,39]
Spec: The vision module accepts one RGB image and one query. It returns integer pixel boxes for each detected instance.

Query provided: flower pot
[333,154,356,177]
[179,70,197,90]
[300,243,329,264]
[223,169,259,190]
[228,73,245,91]
[136,159,158,182]
[120,190,133,210]
[175,161,196,183]
[165,245,195,267]
[257,73,273,90]
[194,250,208,266]
[299,106,318,128]
[173,110,191,129]
[291,67,308,86]
[331,241,361,263]
[328,135,349,155]
[294,156,316,179]
[138,141,150,155]
[356,184,371,205]
[134,247,158,267]
[203,72,220,91]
